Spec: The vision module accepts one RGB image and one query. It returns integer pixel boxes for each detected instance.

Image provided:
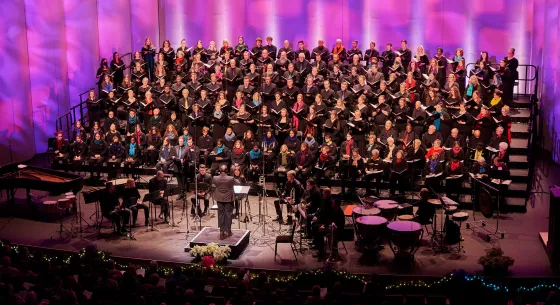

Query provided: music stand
[167,186,182,227]
[142,191,160,231]
[234,185,251,230]
[190,182,209,231]
[467,175,505,241]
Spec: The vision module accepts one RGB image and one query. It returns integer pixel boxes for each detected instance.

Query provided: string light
[1,241,558,294]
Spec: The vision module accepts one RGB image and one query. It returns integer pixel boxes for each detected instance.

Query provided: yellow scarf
[490,97,501,107]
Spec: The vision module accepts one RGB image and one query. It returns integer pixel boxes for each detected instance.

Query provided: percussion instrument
[375,200,399,221]
[66,195,77,205]
[444,206,458,215]
[352,205,381,218]
[428,198,441,206]
[43,201,58,214]
[477,188,495,218]
[359,196,378,208]
[65,192,74,196]
[57,198,72,209]
[452,212,469,223]
[355,216,387,250]
[397,214,414,221]
[387,220,423,259]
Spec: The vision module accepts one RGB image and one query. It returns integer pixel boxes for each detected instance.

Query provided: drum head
[452,212,469,222]
[477,188,494,218]
[353,206,381,216]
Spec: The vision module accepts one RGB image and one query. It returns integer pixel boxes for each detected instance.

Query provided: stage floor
[0,182,553,278]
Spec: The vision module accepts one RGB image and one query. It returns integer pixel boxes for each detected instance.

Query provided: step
[509,154,529,169]
[510,108,531,123]
[511,123,530,139]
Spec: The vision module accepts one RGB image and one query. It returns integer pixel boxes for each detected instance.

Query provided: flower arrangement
[478,247,514,275]
[191,243,231,263]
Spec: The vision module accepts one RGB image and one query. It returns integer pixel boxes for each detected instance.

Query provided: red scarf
[476,112,487,120]
[57,139,63,151]
[402,133,409,150]
[333,46,345,55]
[345,140,353,155]
[498,150,505,159]
[451,160,460,171]
[145,98,153,115]
[396,158,403,164]
[452,146,461,155]
[136,131,142,146]
[293,102,302,130]
[319,153,329,162]
[234,147,244,155]
[299,149,307,164]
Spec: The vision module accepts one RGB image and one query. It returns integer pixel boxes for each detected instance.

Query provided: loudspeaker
[546,187,560,267]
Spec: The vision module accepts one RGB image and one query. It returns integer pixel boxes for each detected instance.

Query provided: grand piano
[0,163,83,197]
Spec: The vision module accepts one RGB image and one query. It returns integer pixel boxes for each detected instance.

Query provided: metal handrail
[55,52,133,140]
[465,63,538,97]
[525,67,540,208]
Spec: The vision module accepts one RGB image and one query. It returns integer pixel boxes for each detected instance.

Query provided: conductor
[212,165,235,239]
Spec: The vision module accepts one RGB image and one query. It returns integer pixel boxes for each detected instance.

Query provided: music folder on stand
[234,185,251,229]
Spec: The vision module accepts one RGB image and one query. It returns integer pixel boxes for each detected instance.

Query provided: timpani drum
[65,192,74,196]
[444,206,458,215]
[397,214,414,221]
[43,201,58,214]
[66,195,77,205]
[452,212,469,223]
[355,216,388,250]
[387,220,423,259]
[57,198,71,210]
[352,205,381,218]
[375,200,399,221]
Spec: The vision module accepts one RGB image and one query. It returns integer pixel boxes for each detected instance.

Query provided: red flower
[201,256,216,269]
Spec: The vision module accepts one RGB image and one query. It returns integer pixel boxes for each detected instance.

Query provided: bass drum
[477,187,494,218]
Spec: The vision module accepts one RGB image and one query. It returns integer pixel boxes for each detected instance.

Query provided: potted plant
[190,243,231,265]
[478,247,514,275]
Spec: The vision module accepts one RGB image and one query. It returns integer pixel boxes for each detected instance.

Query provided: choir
[57,38,517,209]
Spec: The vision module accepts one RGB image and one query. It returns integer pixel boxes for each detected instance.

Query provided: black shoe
[312,252,326,258]
[274,216,283,222]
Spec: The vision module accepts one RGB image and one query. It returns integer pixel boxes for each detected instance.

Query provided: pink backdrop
[0,0,557,164]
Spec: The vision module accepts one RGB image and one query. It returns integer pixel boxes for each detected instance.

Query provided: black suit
[148,176,169,220]
[189,172,213,216]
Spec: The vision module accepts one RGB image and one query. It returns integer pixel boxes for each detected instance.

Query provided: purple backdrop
[0,0,558,164]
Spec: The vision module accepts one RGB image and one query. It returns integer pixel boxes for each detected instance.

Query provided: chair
[275,222,298,262]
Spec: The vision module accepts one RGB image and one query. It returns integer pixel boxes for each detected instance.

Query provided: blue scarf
[103,83,113,92]
[128,115,138,125]
[479,164,486,174]
[75,128,81,134]
[453,55,463,62]
[129,143,136,156]
[466,84,474,97]
[94,139,102,145]
[181,134,190,143]
[263,135,276,146]
[304,137,316,147]
[249,149,261,160]
[433,111,442,130]
[253,100,261,106]
[111,143,120,151]
[162,146,169,159]
[287,135,297,143]
[217,145,225,155]
[429,160,438,173]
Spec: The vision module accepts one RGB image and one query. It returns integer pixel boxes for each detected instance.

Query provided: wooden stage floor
[0,182,553,278]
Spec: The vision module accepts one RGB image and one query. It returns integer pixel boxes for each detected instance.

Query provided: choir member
[110,52,125,90]
[414,45,429,74]
[389,149,408,195]
[278,40,295,61]
[145,126,162,166]
[445,154,465,200]
[381,43,395,78]
[331,39,347,63]
[209,139,231,176]
[70,134,87,166]
[295,40,311,61]
[397,40,412,71]
[51,131,69,164]
[96,58,109,92]
[364,42,380,64]
[155,138,173,173]
[264,36,278,60]
[160,40,175,69]
[314,145,336,187]
[88,133,108,178]
[312,39,330,62]
[423,152,443,192]
[142,38,156,80]
[86,90,103,127]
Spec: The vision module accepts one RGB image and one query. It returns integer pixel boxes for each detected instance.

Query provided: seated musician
[88,133,108,178]
[210,139,231,175]
[123,178,149,227]
[145,127,162,166]
[389,149,408,195]
[423,152,444,192]
[189,164,213,217]
[232,167,247,217]
[230,140,247,173]
[51,131,70,164]
[413,188,435,226]
[148,171,169,223]
[294,142,314,182]
[70,134,87,166]
[107,136,124,178]
[247,144,262,183]
[314,145,336,187]
[302,178,323,237]
[275,144,294,189]
[274,170,303,225]
[445,154,465,200]
[365,149,385,196]
[100,182,130,235]
[310,188,334,258]
[155,138,173,173]
[124,136,141,173]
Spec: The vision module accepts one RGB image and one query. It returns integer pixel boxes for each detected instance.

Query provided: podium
[540,187,560,268]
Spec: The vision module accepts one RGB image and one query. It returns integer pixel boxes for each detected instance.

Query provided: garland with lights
[0,241,558,294]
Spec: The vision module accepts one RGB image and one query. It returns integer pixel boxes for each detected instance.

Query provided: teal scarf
[217,145,225,155]
[129,142,136,156]
[466,84,474,97]
[249,149,261,160]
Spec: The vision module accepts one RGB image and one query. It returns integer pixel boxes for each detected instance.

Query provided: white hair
[499,142,509,151]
